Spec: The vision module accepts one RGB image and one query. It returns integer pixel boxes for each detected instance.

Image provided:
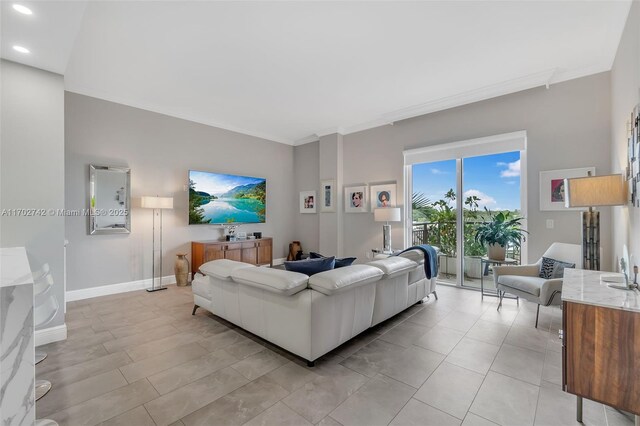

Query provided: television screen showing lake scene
[189,170,266,224]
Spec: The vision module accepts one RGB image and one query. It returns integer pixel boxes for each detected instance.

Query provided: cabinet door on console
[241,242,257,264]
[205,245,224,262]
[257,240,272,265]
[224,243,243,262]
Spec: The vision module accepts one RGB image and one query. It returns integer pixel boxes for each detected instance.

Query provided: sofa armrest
[540,278,563,305]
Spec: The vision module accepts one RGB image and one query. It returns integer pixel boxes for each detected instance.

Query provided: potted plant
[474,209,528,261]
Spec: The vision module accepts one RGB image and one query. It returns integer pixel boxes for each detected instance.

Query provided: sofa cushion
[309,265,383,296]
[497,275,547,297]
[199,259,255,279]
[309,252,357,268]
[284,256,335,276]
[367,256,417,278]
[231,267,309,296]
[539,257,575,279]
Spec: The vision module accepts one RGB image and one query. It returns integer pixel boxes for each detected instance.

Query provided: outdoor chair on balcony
[492,242,582,327]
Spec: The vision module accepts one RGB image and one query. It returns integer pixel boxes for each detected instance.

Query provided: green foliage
[412,192,434,223]
[230,181,266,222]
[188,179,211,224]
[474,208,528,248]
[428,190,457,256]
[462,195,486,257]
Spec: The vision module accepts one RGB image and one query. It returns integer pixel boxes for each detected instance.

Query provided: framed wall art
[344,185,368,213]
[369,183,397,210]
[539,167,595,211]
[320,180,336,212]
[300,191,316,213]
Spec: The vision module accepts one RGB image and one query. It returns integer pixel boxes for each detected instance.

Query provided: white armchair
[493,242,582,327]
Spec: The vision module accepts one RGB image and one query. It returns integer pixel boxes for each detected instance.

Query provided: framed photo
[320,180,336,212]
[344,185,368,213]
[539,167,595,211]
[300,191,316,213]
[369,183,397,210]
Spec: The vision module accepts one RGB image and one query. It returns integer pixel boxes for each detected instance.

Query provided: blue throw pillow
[284,256,335,276]
[309,252,357,268]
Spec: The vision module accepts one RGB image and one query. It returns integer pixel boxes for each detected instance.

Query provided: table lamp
[141,196,173,292]
[374,207,401,253]
[564,173,627,270]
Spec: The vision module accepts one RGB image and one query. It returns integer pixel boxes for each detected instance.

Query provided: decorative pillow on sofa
[284,256,336,276]
[309,252,356,268]
[539,257,575,279]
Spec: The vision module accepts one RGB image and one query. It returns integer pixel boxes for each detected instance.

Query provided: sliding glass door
[461,152,521,289]
[412,159,459,285]
[406,133,526,289]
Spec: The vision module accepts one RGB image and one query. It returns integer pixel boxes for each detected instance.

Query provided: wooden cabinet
[563,300,640,416]
[191,238,273,276]
[257,239,272,265]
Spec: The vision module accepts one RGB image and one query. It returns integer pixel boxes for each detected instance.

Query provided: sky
[412,151,521,211]
[190,170,265,196]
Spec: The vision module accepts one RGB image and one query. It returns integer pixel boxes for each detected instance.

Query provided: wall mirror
[89,165,131,234]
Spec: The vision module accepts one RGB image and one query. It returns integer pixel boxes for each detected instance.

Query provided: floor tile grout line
[383,380,420,426]
[143,403,160,426]
[462,410,500,425]
[324,374,376,424]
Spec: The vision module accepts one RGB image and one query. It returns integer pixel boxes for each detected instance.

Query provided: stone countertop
[0,247,33,287]
[562,268,640,313]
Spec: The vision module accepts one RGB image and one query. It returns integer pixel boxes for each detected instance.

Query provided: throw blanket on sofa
[395,245,438,279]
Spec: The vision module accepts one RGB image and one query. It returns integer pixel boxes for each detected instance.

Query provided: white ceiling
[1,1,632,145]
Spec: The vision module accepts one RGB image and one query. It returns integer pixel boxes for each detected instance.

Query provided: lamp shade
[564,174,627,207]
[141,196,174,209]
[374,207,401,222]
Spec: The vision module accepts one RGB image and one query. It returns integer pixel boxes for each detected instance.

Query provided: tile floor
[37,284,635,426]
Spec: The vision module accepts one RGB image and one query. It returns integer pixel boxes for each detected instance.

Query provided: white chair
[493,242,582,327]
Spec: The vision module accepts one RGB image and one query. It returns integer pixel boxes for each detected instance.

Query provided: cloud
[505,181,517,185]
[499,159,520,178]
[431,168,448,175]
[463,189,497,208]
[496,162,507,166]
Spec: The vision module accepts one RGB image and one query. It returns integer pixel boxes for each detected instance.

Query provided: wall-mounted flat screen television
[188,170,266,225]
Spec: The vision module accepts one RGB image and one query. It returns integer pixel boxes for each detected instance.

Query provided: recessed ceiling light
[13,45,30,54]
[12,4,33,15]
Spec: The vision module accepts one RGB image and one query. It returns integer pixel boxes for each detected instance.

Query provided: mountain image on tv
[189,171,266,225]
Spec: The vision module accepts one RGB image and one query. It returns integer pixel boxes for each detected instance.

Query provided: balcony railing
[412,220,521,263]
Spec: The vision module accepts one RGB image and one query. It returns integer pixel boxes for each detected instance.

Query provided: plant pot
[437,253,458,276]
[464,256,483,279]
[174,253,190,287]
[488,244,506,261]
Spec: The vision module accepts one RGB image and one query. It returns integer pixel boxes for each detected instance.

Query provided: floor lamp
[374,207,401,253]
[141,196,173,292]
[564,174,627,270]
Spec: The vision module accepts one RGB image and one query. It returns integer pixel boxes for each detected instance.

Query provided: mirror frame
[89,165,131,235]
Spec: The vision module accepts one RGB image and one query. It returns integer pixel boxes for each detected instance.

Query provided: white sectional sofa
[191,249,437,366]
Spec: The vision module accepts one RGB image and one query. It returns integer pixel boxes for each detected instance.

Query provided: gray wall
[1,60,66,329]
[293,141,320,254]
[610,0,640,270]
[295,72,613,269]
[319,134,344,256]
[65,92,296,291]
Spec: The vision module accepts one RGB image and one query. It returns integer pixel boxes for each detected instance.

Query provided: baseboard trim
[35,324,67,346]
[66,275,176,302]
